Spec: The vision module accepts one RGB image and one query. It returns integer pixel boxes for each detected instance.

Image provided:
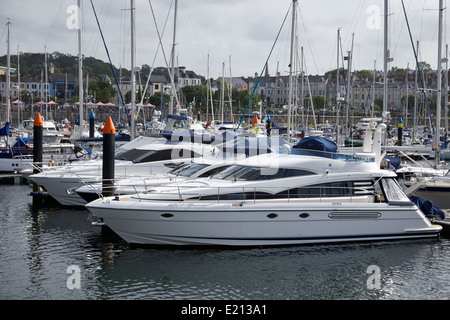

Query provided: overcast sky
[0,0,448,79]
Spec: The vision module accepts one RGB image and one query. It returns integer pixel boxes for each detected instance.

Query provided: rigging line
[419,0,428,44]
[89,0,125,108]
[121,0,131,71]
[343,0,365,46]
[393,0,410,59]
[298,7,320,75]
[135,0,172,117]
[89,0,113,59]
[235,3,292,131]
[44,0,65,50]
[119,0,125,69]
[273,18,289,77]
[148,0,181,110]
[0,24,7,53]
[339,32,347,93]
[302,52,317,129]
[424,15,439,65]
[401,0,434,133]
[178,1,207,72]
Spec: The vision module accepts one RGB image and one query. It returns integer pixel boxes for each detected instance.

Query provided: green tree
[311,96,329,109]
[374,97,383,114]
[418,61,431,70]
[180,85,207,112]
[149,92,165,107]
[358,70,372,79]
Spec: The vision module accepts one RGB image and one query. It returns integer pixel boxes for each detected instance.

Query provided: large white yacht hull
[0,157,32,173]
[86,198,442,246]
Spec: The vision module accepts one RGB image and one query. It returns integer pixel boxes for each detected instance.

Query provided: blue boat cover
[384,156,402,170]
[13,137,27,148]
[292,136,337,158]
[409,195,445,219]
[167,114,188,121]
[0,122,9,136]
[293,136,338,152]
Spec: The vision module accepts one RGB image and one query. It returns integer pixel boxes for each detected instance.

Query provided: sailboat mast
[78,0,84,136]
[413,41,419,142]
[17,45,22,123]
[335,29,340,144]
[65,73,68,105]
[405,63,409,127]
[445,44,449,139]
[229,55,233,123]
[287,0,297,142]
[345,33,354,140]
[206,54,209,123]
[17,45,21,124]
[435,0,443,164]
[45,46,48,120]
[130,0,136,140]
[371,60,376,117]
[6,18,11,125]
[383,0,388,116]
[207,53,214,123]
[169,0,178,115]
[300,48,304,130]
[221,62,225,124]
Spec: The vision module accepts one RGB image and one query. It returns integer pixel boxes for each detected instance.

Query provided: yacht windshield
[131,149,202,164]
[212,165,243,180]
[212,165,316,181]
[115,149,148,161]
[168,162,191,175]
[169,163,210,177]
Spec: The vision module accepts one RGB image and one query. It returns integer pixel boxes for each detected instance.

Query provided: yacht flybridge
[85,123,442,246]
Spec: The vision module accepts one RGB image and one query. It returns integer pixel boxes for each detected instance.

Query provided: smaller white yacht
[69,135,288,205]
[29,138,216,207]
[75,152,245,203]
[19,119,64,144]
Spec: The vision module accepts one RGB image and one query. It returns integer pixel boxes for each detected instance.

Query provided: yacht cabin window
[197,180,376,201]
[114,148,202,163]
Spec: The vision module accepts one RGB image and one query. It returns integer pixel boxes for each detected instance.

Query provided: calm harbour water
[1,183,450,301]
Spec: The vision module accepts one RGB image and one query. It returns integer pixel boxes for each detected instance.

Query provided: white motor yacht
[19,119,65,144]
[73,135,290,204]
[29,137,212,207]
[75,153,245,203]
[86,124,442,246]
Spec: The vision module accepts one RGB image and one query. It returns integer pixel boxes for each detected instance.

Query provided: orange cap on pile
[34,112,43,127]
[103,116,116,134]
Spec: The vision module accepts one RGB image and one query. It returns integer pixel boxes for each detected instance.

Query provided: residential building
[50,73,76,101]
[176,67,202,87]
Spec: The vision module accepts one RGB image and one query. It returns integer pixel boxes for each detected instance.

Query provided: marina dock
[0,173,28,185]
